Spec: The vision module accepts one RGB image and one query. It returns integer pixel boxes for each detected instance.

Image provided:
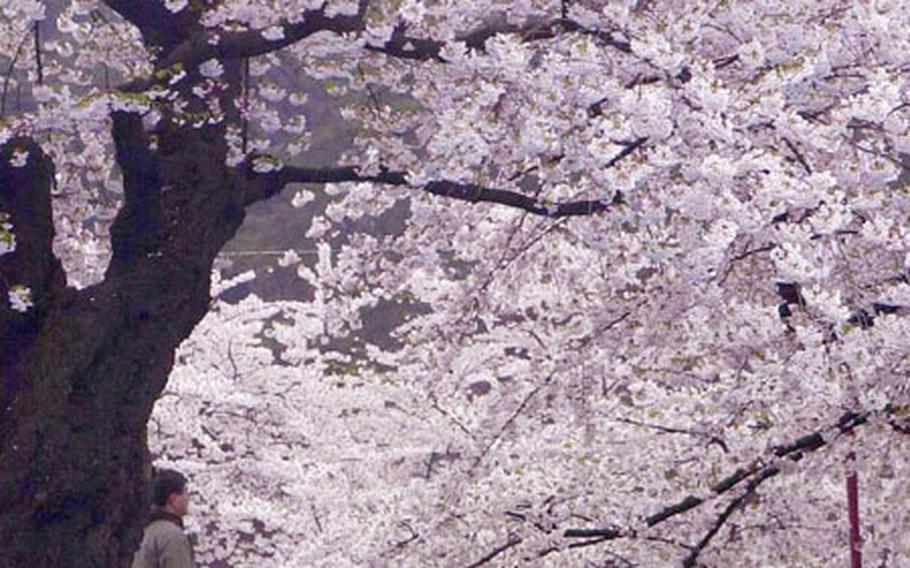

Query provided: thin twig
[1,30,31,117]
[465,536,522,568]
[783,137,811,174]
[615,416,728,452]
[470,372,556,472]
[682,467,779,567]
[567,535,611,549]
[477,216,565,294]
[572,311,632,349]
[731,244,775,262]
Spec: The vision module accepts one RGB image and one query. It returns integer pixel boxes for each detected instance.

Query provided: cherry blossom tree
[2,0,910,566]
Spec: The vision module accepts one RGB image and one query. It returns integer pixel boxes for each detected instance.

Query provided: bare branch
[246,164,618,218]
[564,527,623,539]
[466,535,522,568]
[564,410,874,559]
[560,18,631,53]
[572,311,632,350]
[731,244,775,262]
[614,416,728,452]
[682,467,779,568]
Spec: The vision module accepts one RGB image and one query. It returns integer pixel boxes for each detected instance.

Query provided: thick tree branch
[198,9,366,61]
[845,445,862,568]
[106,2,367,78]
[365,17,631,62]
[0,137,66,410]
[364,23,449,62]
[247,164,618,218]
[108,111,164,263]
[101,0,199,48]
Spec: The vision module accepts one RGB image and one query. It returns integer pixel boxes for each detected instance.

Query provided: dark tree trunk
[0,78,259,564]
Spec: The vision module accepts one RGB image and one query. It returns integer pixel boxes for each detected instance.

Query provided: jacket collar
[148,509,184,529]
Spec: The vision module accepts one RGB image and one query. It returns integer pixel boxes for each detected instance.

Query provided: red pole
[846,449,862,568]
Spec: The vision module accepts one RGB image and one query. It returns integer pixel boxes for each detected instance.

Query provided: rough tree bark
[0,100,256,566]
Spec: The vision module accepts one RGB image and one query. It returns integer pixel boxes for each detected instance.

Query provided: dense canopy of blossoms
[2,0,909,566]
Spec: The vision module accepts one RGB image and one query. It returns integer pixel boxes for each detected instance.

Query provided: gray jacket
[131,511,196,568]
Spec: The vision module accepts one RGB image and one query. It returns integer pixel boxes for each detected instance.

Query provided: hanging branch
[33,22,43,85]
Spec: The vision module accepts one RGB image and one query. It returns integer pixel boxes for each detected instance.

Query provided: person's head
[151,468,190,517]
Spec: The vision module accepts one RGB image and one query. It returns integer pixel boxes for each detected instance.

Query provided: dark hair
[151,469,187,507]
